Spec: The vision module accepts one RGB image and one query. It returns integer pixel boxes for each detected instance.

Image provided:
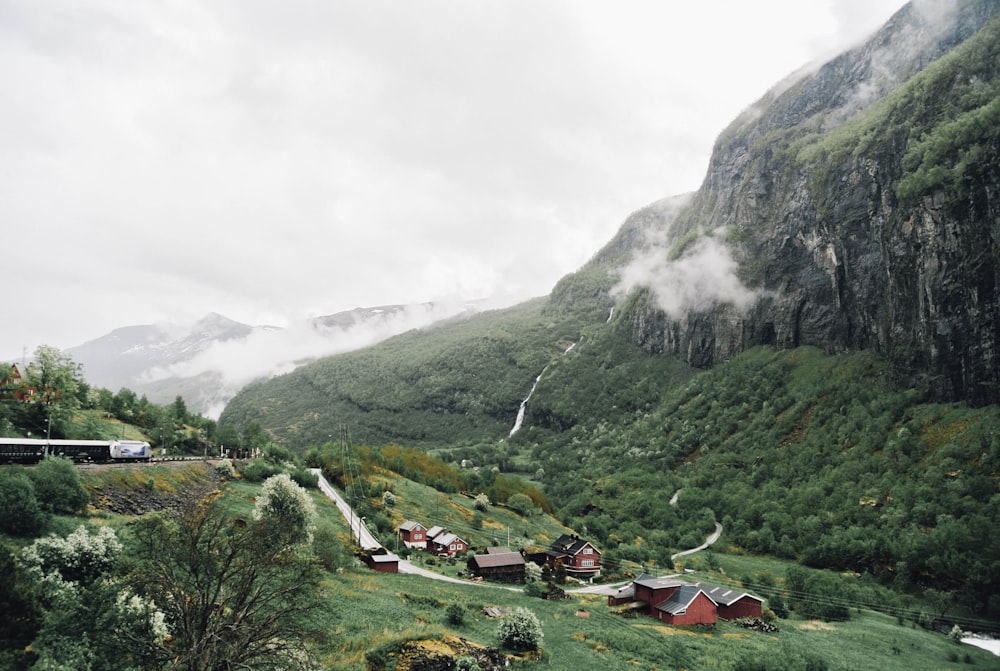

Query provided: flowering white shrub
[20,525,121,588]
[253,473,317,545]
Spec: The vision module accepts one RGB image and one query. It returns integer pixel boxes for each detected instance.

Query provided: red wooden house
[614,575,762,625]
[397,520,428,548]
[654,584,718,625]
[546,534,602,578]
[467,550,525,583]
[428,530,468,557]
[693,581,763,620]
[361,550,400,573]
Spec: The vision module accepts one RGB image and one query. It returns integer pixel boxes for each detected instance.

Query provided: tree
[0,545,42,671]
[27,456,89,515]
[496,607,543,651]
[23,346,83,436]
[127,494,324,671]
[506,493,535,517]
[0,469,46,536]
[253,473,318,546]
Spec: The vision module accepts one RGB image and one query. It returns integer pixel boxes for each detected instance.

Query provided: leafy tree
[506,493,535,517]
[496,607,543,651]
[25,346,82,410]
[253,473,318,546]
[126,495,324,671]
[27,456,89,515]
[0,469,46,536]
[0,545,41,671]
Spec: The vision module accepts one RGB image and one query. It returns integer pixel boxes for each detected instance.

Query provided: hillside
[219,0,1000,623]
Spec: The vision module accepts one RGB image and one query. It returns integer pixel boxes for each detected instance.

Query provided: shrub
[27,457,89,515]
[496,607,543,651]
[474,493,490,511]
[445,603,465,626]
[455,656,480,671]
[253,474,317,545]
[381,490,396,507]
[238,460,281,483]
[0,469,46,536]
[214,459,236,479]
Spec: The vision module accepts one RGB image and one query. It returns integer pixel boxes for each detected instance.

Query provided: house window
[414,533,423,540]
[450,544,457,551]
[581,559,594,567]
[583,548,593,554]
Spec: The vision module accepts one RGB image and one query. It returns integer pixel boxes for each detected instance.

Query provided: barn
[694,581,763,620]
[467,550,526,583]
[361,551,400,573]
[654,585,718,626]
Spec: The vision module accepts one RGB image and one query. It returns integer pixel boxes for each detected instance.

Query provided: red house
[397,520,428,548]
[613,575,762,625]
[694,582,764,620]
[428,531,468,557]
[654,584,718,625]
[546,534,601,578]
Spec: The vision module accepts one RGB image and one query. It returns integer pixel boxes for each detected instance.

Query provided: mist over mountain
[61,303,480,417]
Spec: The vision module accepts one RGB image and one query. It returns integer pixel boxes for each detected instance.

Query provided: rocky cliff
[605,0,1000,405]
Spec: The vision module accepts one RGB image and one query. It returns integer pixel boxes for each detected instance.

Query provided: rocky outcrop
[613,0,1000,405]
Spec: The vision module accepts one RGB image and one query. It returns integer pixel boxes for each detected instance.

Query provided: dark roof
[471,552,525,569]
[691,581,762,607]
[655,585,707,615]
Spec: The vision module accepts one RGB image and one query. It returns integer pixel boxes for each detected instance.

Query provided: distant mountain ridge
[59,303,480,416]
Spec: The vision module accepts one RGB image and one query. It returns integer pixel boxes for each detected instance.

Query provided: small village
[355,503,764,629]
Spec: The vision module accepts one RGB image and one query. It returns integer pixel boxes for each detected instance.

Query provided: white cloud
[0,0,908,359]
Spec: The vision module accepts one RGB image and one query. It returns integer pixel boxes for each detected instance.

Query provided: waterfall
[508,341,577,438]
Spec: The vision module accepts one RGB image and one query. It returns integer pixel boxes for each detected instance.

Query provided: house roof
[471,552,525,569]
[634,575,685,591]
[691,581,762,607]
[655,585,708,616]
[426,525,445,539]
[550,534,599,556]
[432,532,465,547]
[369,553,400,564]
[398,520,425,532]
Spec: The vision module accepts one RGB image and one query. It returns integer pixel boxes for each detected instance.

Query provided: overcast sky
[2,0,909,359]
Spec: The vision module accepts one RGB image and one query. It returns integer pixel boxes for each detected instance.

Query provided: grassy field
[50,466,1000,670]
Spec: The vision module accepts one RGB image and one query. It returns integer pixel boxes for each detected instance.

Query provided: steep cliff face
[613,0,1000,405]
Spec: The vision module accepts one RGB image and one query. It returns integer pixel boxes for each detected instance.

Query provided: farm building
[397,520,428,548]
[361,551,400,573]
[428,531,468,557]
[467,549,526,583]
[609,575,762,625]
[545,534,602,578]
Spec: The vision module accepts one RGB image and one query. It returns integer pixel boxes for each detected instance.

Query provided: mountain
[598,0,1000,406]
[218,1,1000,616]
[65,303,480,416]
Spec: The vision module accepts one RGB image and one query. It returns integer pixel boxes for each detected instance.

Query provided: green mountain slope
[220,1,1000,620]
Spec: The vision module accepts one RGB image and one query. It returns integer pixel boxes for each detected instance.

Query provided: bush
[445,603,465,626]
[253,474,317,545]
[474,493,490,511]
[0,469,46,536]
[27,457,89,515]
[496,607,543,651]
[214,459,236,479]
[455,656,480,671]
[238,460,281,483]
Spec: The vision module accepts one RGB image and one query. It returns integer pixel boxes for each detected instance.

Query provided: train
[0,437,153,464]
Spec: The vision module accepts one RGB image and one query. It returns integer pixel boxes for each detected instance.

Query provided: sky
[2,0,910,360]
